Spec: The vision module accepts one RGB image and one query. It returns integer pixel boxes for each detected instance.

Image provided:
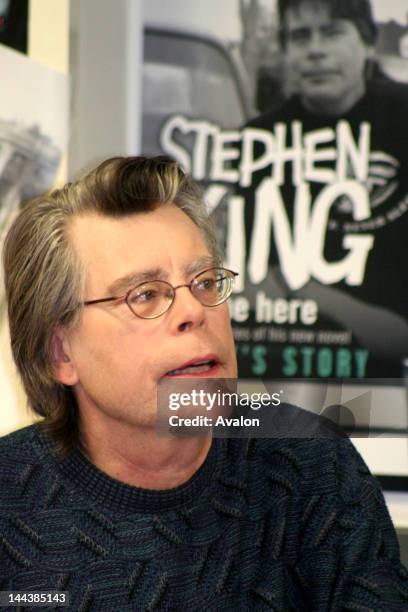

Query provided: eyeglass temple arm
[84,296,121,306]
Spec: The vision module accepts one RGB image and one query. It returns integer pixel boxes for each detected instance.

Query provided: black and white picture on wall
[142,0,408,385]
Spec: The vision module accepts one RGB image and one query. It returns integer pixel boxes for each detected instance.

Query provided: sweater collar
[49,434,223,513]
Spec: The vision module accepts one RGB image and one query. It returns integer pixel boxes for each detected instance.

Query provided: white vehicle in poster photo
[141,9,253,157]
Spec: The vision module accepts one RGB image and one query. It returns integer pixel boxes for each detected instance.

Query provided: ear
[50,327,79,386]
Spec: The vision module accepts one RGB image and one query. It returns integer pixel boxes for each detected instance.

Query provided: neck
[302,83,366,116]
[79,417,212,490]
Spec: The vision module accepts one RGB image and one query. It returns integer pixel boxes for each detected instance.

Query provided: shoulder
[246,433,397,551]
[0,422,48,451]
[365,78,408,112]
[0,424,52,506]
[0,423,47,470]
[0,423,41,454]
[368,77,408,97]
[248,430,376,501]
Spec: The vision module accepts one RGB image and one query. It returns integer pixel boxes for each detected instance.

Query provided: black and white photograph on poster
[0,44,68,313]
[141,0,408,383]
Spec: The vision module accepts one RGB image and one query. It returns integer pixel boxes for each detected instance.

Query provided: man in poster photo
[243,0,408,379]
[1,156,408,609]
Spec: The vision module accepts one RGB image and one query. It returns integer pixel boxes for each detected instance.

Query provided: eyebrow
[106,255,217,296]
[287,20,347,35]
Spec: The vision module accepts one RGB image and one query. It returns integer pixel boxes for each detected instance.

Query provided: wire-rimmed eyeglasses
[83,267,238,319]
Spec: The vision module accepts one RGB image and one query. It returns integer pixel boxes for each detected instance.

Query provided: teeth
[168,361,214,376]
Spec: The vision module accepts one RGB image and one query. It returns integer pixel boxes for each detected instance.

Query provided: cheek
[70,316,151,380]
[216,307,236,348]
[216,303,233,325]
[286,50,302,71]
[356,51,369,77]
[341,41,368,75]
[70,329,157,411]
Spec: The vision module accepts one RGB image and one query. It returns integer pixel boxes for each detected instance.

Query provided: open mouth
[166,359,219,377]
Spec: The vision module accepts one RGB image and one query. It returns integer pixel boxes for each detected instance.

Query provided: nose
[169,285,206,333]
[307,30,326,58]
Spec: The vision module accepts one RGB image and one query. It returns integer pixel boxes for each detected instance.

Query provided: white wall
[68,0,143,177]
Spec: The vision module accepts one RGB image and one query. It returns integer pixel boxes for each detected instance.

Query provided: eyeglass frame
[82,267,239,319]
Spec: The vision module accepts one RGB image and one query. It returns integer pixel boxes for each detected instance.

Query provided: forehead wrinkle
[107,255,217,296]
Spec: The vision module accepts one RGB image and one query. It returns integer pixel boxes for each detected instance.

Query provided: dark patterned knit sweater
[0,424,407,611]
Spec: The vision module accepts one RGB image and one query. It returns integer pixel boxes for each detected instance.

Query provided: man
[0,156,407,610]
[242,0,408,379]
[277,0,376,115]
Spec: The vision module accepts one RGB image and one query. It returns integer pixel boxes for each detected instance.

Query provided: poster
[0,43,68,312]
[0,42,68,436]
[141,0,408,382]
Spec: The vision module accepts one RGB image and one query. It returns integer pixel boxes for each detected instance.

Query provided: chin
[305,86,334,99]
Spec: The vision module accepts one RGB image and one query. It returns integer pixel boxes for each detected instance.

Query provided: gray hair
[2,156,221,456]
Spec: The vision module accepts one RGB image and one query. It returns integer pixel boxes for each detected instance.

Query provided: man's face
[60,204,237,429]
[282,1,373,114]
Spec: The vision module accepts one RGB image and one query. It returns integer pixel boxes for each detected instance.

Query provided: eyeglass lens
[126,268,234,319]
